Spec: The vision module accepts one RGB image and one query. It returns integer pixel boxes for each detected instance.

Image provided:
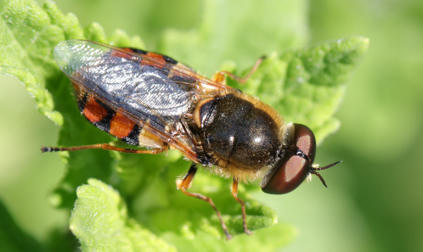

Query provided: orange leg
[41,143,167,154]
[213,55,266,84]
[177,163,232,240]
[231,177,252,235]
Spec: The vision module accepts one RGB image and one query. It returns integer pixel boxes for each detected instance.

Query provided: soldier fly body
[43,40,341,239]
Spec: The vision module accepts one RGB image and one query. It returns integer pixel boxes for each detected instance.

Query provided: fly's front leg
[212,56,266,84]
[231,177,252,235]
[177,163,232,240]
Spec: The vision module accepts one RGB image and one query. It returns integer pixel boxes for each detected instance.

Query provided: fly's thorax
[260,122,295,186]
[191,93,286,180]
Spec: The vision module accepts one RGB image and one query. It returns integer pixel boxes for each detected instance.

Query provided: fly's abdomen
[74,84,141,146]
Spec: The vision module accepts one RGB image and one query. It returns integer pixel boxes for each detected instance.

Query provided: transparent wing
[54,40,202,133]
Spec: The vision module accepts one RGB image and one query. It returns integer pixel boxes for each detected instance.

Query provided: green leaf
[159,0,368,143]
[71,179,176,251]
[161,0,308,75]
[0,0,144,209]
[0,199,44,252]
[114,152,296,251]
[163,224,295,252]
[0,0,367,251]
[229,37,370,143]
[72,179,295,252]
[0,0,67,124]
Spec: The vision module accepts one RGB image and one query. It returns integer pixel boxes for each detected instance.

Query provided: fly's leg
[41,143,168,154]
[177,163,232,240]
[212,56,266,84]
[231,177,252,235]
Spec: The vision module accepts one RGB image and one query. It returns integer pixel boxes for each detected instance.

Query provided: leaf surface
[0,0,367,251]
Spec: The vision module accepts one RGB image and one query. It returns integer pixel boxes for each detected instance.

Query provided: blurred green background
[1,0,422,251]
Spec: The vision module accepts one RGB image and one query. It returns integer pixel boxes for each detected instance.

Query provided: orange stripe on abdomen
[110,112,136,139]
[83,96,108,123]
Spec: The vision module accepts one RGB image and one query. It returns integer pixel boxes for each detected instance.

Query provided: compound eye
[294,124,316,163]
[262,154,309,194]
[261,124,316,194]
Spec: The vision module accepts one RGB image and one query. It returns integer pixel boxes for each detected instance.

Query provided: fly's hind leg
[231,177,252,235]
[41,143,168,154]
[212,55,266,84]
[177,163,232,240]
